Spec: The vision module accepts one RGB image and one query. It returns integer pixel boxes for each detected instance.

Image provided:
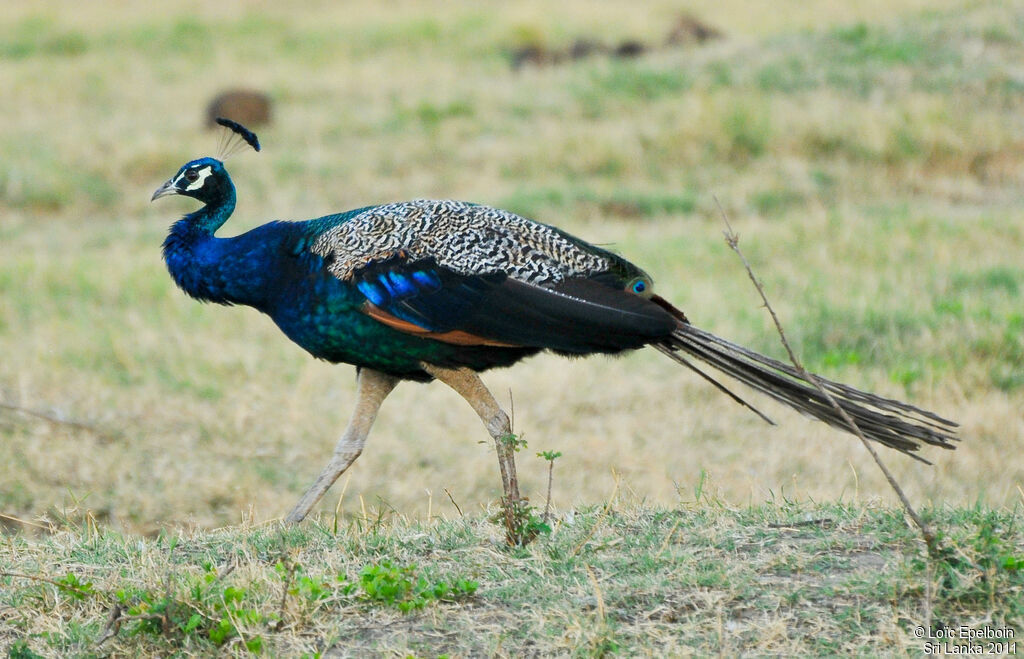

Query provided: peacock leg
[285,368,398,523]
[421,364,522,506]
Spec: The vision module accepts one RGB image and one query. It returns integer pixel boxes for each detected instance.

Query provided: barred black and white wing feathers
[313,199,614,284]
[312,199,673,352]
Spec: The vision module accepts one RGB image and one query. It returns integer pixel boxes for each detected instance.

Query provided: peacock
[152,120,958,524]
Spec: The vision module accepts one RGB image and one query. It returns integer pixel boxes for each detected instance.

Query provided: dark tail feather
[654,344,777,426]
[658,323,959,462]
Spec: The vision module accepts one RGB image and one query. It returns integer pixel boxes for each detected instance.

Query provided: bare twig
[715,200,940,557]
[0,512,50,530]
[96,604,126,647]
[216,562,237,582]
[332,473,352,535]
[0,400,99,433]
[0,400,117,442]
[161,545,177,635]
[656,518,682,558]
[767,518,834,529]
[542,459,555,526]
[584,564,606,623]
[97,608,181,648]
[274,556,297,632]
[507,388,515,433]
[443,488,464,518]
[0,571,93,597]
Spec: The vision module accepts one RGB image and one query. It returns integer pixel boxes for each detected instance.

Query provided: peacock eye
[184,169,199,183]
[627,276,653,297]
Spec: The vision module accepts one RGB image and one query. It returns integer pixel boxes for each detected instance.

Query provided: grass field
[1,0,1023,653]
[1,499,1022,656]
[1,0,1020,530]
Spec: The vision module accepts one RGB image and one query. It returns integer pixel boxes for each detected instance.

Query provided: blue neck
[162,191,278,309]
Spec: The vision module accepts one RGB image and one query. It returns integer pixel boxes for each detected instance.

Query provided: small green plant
[208,585,263,651]
[7,639,46,659]
[907,510,1024,628]
[357,561,477,613]
[496,497,551,548]
[54,572,94,601]
[492,450,562,547]
[537,450,562,527]
[501,432,528,452]
[275,560,337,604]
[113,561,265,652]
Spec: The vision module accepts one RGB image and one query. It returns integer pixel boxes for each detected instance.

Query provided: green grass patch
[1,502,1020,655]
[830,22,928,65]
[385,98,477,132]
[0,138,119,212]
[750,188,805,216]
[720,104,772,161]
[950,266,1023,297]
[0,15,89,59]
[586,64,693,101]
[756,55,817,93]
[785,303,935,371]
[500,185,698,220]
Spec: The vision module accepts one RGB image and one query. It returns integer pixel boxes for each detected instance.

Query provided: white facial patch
[175,165,214,192]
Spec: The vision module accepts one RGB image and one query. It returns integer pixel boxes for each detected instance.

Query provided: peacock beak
[151,179,178,201]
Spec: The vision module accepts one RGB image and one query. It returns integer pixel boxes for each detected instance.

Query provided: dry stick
[0,512,50,530]
[584,564,606,625]
[332,473,352,534]
[716,203,940,557]
[97,607,180,648]
[96,603,126,647]
[656,518,682,558]
[542,458,556,527]
[444,488,465,518]
[272,554,294,632]
[96,608,182,647]
[766,518,833,529]
[0,400,104,436]
[161,543,177,635]
[0,571,94,597]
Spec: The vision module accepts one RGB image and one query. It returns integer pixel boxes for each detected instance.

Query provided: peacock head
[151,157,233,205]
[151,118,260,206]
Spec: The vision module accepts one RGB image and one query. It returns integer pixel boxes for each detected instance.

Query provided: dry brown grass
[2,498,1021,655]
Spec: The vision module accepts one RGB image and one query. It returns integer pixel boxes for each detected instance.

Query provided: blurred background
[0,0,1021,534]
